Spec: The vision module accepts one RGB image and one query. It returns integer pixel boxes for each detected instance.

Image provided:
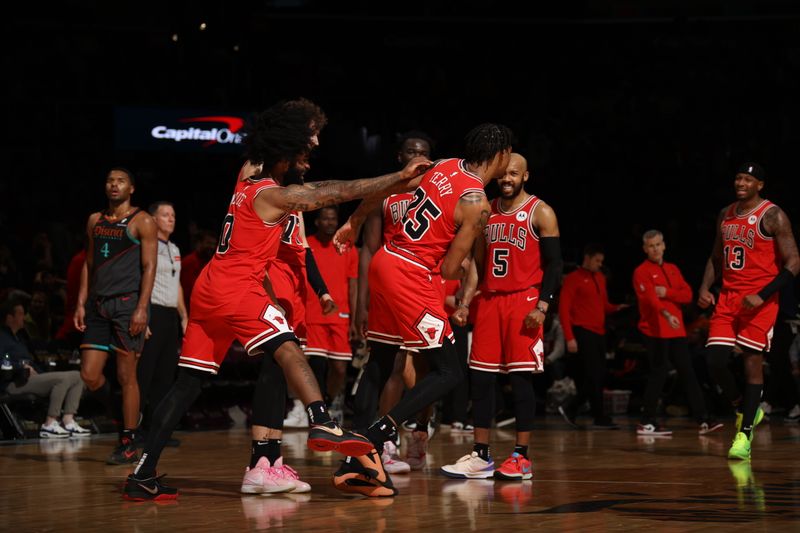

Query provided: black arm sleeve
[757,268,794,301]
[305,248,330,297]
[539,236,563,305]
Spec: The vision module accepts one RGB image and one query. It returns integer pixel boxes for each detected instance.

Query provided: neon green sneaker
[735,407,764,441]
[727,432,751,460]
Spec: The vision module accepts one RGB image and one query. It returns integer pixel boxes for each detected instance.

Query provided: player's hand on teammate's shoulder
[399,156,433,180]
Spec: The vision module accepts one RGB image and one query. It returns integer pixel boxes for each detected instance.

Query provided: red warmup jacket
[633,259,692,339]
[559,267,617,342]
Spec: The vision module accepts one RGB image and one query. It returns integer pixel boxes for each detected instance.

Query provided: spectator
[1,297,90,438]
[24,289,53,343]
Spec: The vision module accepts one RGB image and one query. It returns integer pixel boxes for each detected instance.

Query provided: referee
[137,201,188,444]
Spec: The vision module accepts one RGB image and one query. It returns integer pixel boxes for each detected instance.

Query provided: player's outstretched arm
[254,158,431,223]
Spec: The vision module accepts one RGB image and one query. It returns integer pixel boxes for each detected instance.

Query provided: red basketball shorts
[707,289,778,352]
[469,287,545,373]
[179,280,296,374]
[305,318,352,361]
[366,247,453,350]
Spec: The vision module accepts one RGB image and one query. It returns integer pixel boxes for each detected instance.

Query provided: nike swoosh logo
[124,450,137,459]
[526,296,537,302]
[138,483,159,495]
[318,426,343,436]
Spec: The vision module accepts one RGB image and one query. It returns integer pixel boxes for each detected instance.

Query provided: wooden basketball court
[2,417,799,531]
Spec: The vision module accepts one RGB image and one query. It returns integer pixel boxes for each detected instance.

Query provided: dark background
[4,0,800,299]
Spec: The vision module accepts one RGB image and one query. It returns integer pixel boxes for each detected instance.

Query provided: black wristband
[539,237,563,304]
[305,248,330,297]
[757,268,794,300]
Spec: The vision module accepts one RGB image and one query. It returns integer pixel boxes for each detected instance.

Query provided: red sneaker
[494,452,533,481]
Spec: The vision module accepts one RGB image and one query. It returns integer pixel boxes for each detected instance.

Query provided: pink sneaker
[272,457,311,493]
[241,457,296,494]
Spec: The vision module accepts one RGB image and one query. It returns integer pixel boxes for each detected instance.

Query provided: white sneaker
[759,401,773,420]
[283,400,309,428]
[440,451,495,479]
[40,421,70,439]
[785,404,800,423]
[63,421,91,437]
[406,431,429,470]
[381,440,410,474]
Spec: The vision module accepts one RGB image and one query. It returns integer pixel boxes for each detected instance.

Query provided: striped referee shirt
[152,240,182,308]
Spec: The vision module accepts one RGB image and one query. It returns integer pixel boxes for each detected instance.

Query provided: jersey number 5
[403,189,442,240]
[492,248,509,277]
[217,214,235,254]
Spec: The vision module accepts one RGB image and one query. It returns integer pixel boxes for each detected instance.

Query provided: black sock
[513,444,528,459]
[473,442,491,461]
[741,384,763,438]
[414,419,429,435]
[121,429,135,446]
[306,401,334,427]
[250,439,282,468]
[366,416,398,454]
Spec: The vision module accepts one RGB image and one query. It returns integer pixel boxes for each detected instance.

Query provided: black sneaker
[307,423,374,457]
[590,417,619,430]
[107,438,139,465]
[332,452,398,497]
[123,474,179,501]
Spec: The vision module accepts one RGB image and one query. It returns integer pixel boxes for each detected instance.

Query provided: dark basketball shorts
[81,292,149,354]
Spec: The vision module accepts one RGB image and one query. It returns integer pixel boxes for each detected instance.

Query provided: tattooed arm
[698,207,726,309]
[440,192,491,280]
[254,158,431,223]
[743,205,800,309]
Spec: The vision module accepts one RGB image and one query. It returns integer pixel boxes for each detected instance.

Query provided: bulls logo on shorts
[415,311,446,347]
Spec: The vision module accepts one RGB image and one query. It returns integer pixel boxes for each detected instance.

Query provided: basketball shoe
[241,457,296,494]
[735,407,764,439]
[107,435,139,465]
[440,452,495,479]
[123,473,179,501]
[333,450,398,497]
[727,432,751,461]
[272,457,311,493]
[381,440,411,474]
[636,423,673,437]
[307,423,374,457]
[494,452,533,481]
[405,431,428,470]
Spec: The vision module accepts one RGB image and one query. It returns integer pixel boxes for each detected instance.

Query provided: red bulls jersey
[720,200,781,293]
[382,193,413,245]
[388,158,486,270]
[275,211,306,267]
[482,196,542,292]
[202,167,288,296]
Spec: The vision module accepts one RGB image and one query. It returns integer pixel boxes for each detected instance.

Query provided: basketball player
[440,153,563,481]
[344,132,435,472]
[697,162,799,460]
[332,123,515,497]
[74,167,157,465]
[122,98,431,501]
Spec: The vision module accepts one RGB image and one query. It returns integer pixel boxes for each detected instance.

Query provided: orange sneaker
[332,450,398,497]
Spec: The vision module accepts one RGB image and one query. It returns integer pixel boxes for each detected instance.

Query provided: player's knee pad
[509,372,536,431]
[428,339,463,388]
[252,353,288,428]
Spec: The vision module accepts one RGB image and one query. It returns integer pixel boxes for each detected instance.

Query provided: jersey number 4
[724,245,745,270]
[403,189,442,240]
[217,214,235,254]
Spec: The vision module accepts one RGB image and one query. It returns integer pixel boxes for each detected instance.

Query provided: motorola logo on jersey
[150,116,245,147]
[115,107,251,153]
